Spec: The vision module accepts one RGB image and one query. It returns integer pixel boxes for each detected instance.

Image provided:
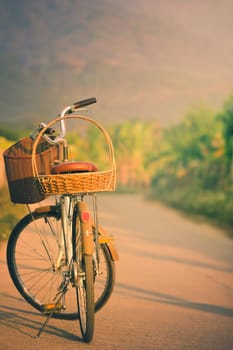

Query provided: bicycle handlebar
[36,97,97,145]
[71,97,97,111]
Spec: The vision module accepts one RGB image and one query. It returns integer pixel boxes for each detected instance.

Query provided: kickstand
[35,284,68,338]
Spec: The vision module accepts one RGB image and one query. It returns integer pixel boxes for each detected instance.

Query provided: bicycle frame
[34,199,119,264]
[57,195,74,268]
[53,197,84,259]
[54,193,101,275]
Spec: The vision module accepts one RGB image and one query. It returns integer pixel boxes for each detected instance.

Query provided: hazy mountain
[0,0,233,127]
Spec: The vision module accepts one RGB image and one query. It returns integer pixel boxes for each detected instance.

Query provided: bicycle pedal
[42,303,64,313]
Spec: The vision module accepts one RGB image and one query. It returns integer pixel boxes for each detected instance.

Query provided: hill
[0,0,233,126]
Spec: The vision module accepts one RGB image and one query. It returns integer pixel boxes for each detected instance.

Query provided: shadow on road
[132,247,233,275]
[115,282,233,318]
[0,293,82,342]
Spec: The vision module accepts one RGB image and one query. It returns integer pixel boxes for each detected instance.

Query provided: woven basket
[32,115,116,195]
[4,138,59,203]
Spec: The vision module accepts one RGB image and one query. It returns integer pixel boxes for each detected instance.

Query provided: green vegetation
[0,187,26,241]
[0,94,232,241]
[0,125,28,141]
[149,97,233,235]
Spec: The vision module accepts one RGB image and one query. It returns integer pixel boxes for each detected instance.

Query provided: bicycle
[4,97,118,343]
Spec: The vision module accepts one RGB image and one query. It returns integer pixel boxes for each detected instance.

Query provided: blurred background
[1,0,233,124]
[0,0,233,239]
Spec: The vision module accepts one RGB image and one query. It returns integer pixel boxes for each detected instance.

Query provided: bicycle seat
[52,161,98,174]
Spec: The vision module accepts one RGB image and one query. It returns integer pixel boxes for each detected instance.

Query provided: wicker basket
[4,138,59,203]
[32,115,116,195]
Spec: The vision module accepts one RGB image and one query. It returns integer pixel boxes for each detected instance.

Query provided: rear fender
[34,205,118,260]
[94,224,119,261]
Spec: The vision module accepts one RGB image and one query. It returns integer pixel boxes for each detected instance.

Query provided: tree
[219,95,233,178]
[111,120,160,187]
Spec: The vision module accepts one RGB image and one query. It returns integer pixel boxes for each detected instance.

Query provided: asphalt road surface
[0,194,233,349]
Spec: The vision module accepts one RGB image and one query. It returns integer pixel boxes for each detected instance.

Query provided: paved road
[0,194,233,349]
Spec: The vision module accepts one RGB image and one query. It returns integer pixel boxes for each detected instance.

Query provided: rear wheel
[94,242,115,312]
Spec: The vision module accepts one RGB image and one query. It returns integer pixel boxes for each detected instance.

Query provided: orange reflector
[42,303,63,313]
[81,211,90,222]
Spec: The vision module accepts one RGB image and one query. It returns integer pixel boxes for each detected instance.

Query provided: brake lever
[30,123,57,140]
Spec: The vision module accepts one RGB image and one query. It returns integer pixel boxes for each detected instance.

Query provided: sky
[0,0,233,126]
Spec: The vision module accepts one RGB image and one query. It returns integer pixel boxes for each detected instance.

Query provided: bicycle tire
[73,203,95,342]
[7,209,115,320]
[76,254,95,342]
[94,242,115,312]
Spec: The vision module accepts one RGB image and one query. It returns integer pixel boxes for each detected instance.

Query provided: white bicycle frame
[54,195,74,270]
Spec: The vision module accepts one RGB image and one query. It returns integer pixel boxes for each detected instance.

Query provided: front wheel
[76,255,94,342]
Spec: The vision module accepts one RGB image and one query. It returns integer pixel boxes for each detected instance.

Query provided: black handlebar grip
[72,97,97,110]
